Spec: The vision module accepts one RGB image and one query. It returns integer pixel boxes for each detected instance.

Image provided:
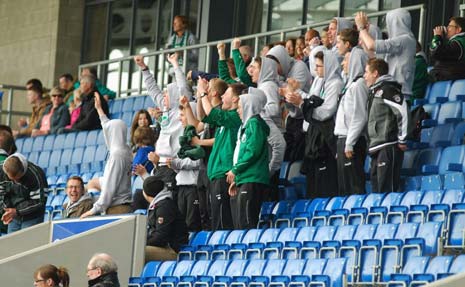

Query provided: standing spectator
[227,90,270,230]
[132,126,156,175]
[413,41,429,101]
[166,15,198,73]
[129,109,154,152]
[73,67,116,101]
[86,253,120,287]
[13,85,51,138]
[334,49,369,196]
[285,50,343,198]
[429,16,465,81]
[328,18,354,51]
[364,58,409,193]
[61,75,109,133]
[0,153,48,233]
[62,176,93,218]
[33,264,70,287]
[356,8,416,100]
[81,93,132,217]
[143,177,188,262]
[59,73,76,106]
[230,38,255,87]
[31,87,70,137]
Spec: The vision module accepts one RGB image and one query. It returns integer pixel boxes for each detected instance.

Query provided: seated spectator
[33,264,70,287]
[227,91,270,230]
[295,36,306,60]
[429,16,465,81]
[13,83,51,138]
[86,253,120,287]
[60,75,109,133]
[59,73,75,106]
[31,87,70,137]
[130,109,154,152]
[0,129,15,162]
[0,153,48,233]
[73,67,116,101]
[321,27,332,49]
[62,176,93,218]
[143,177,188,262]
[81,93,132,218]
[285,37,296,57]
[132,126,156,175]
[413,41,429,101]
[64,91,83,129]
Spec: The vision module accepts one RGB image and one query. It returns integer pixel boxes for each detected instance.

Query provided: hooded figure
[332,17,354,59]
[89,118,132,215]
[266,45,312,93]
[374,8,416,96]
[301,50,343,199]
[230,91,270,229]
[250,57,287,174]
[334,47,369,195]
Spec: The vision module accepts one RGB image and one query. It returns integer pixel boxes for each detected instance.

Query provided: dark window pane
[82,3,109,63]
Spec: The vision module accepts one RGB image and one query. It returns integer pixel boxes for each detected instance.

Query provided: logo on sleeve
[375,90,383,98]
[157,217,164,224]
[393,94,402,103]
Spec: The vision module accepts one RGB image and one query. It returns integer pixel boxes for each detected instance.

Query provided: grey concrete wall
[0,221,51,260]
[0,0,84,125]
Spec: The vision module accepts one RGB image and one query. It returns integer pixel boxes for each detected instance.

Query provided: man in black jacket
[0,153,48,233]
[87,253,120,287]
[61,75,109,133]
[143,176,188,262]
[365,58,409,193]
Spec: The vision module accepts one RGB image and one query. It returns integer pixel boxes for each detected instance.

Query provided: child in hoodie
[334,48,369,196]
[81,93,133,218]
[226,90,270,230]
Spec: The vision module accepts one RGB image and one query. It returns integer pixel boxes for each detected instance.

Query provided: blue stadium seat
[409,256,453,286]
[228,229,264,259]
[295,258,327,286]
[41,134,55,151]
[414,147,442,175]
[32,136,45,152]
[437,101,462,125]
[292,198,329,227]
[386,191,423,224]
[437,145,465,175]
[388,256,430,287]
[122,111,134,127]
[48,150,62,168]
[317,257,347,287]
[133,96,146,111]
[444,203,465,249]
[28,151,39,165]
[263,228,299,259]
[71,147,85,165]
[96,129,105,145]
[159,260,195,287]
[122,97,136,113]
[194,231,230,260]
[110,99,124,114]
[275,199,309,228]
[82,146,97,163]
[178,232,212,260]
[281,226,317,259]
[402,222,443,260]
[37,151,51,169]
[53,134,66,150]
[60,149,73,166]
[94,145,108,162]
[422,103,440,122]
[319,225,357,259]
[426,80,452,104]
[300,226,336,259]
[440,254,465,277]
[249,259,287,287]
[64,132,77,149]
[447,79,465,101]
[403,176,421,191]
[268,259,306,287]
[144,94,154,108]
[86,130,99,146]
[177,260,211,287]
[428,123,456,148]
[401,150,419,175]
[15,138,25,153]
[22,137,34,153]
[258,202,276,228]
[75,131,88,148]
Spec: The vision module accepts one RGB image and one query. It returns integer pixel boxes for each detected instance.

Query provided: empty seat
[64,132,77,149]
[110,99,124,114]
[32,136,45,151]
[422,103,440,122]
[75,131,88,148]
[82,146,97,163]
[53,134,67,150]
[447,79,465,101]
[437,101,462,125]
[48,150,62,168]
[86,130,99,146]
[427,80,452,104]
[451,122,465,146]
[71,147,85,165]
[122,97,136,113]
[37,151,51,169]
[388,256,430,287]
[410,255,453,286]
[42,135,55,151]
[445,203,465,249]
[133,96,146,111]
[22,137,34,153]
[414,147,442,175]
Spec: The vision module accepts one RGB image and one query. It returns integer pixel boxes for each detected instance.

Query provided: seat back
[439,145,465,174]
[243,259,267,277]
[353,224,377,241]
[259,228,281,243]
[322,258,347,287]
[401,256,430,275]
[261,259,286,276]
[448,79,465,101]
[302,258,327,277]
[75,131,88,148]
[417,221,443,254]
[225,259,249,277]
[172,260,195,277]
[241,229,264,244]
[207,260,230,277]
[373,223,397,241]
[281,259,306,276]
[395,223,419,241]
[225,230,246,245]
[156,261,176,277]
[427,80,452,103]
[332,225,357,242]
[189,260,211,276]
[423,103,440,120]
[313,226,337,242]
[295,226,317,242]
[276,227,299,242]
[448,254,465,274]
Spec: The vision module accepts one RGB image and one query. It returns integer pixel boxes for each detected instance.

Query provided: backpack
[407,105,429,141]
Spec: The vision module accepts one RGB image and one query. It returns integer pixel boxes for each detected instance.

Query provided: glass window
[82,3,109,63]
[382,0,401,10]
[307,0,340,25]
[344,0,379,17]
[271,0,305,30]
[108,0,133,58]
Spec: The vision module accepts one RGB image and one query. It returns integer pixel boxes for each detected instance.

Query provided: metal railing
[81,4,422,98]
[0,84,29,126]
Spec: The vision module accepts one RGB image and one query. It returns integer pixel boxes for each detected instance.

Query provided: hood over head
[323,50,342,84]
[4,153,28,177]
[266,45,294,76]
[102,119,130,153]
[335,17,354,33]
[386,8,413,38]
[239,89,267,124]
[347,46,369,84]
[369,24,382,40]
[166,82,182,110]
[258,56,279,85]
[373,74,396,86]
[309,45,326,78]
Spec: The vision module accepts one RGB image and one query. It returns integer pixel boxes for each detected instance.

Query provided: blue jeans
[7,216,43,234]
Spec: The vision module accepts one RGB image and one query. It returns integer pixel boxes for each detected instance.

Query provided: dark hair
[322,27,329,33]
[272,41,286,47]
[229,83,248,97]
[416,41,422,53]
[67,175,84,189]
[33,264,70,287]
[450,17,465,30]
[0,124,13,135]
[133,126,156,146]
[314,51,324,61]
[367,58,389,76]
[253,56,262,67]
[26,79,43,91]
[0,130,15,155]
[305,29,320,39]
[130,109,153,146]
[338,28,359,49]
[174,15,189,29]
[59,73,74,82]
[4,155,25,178]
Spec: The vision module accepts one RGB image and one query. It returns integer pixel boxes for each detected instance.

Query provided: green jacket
[232,115,270,185]
[232,49,254,87]
[412,53,429,101]
[218,59,238,84]
[203,108,242,180]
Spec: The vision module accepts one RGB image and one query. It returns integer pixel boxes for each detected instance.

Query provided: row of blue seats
[418,79,465,105]
[109,94,153,115]
[422,100,464,127]
[412,122,465,149]
[258,190,465,228]
[180,222,443,262]
[130,255,465,287]
[16,130,106,154]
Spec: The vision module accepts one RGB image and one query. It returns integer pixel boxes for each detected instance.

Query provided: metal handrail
[0,84,28,126]
[84,4,424,98]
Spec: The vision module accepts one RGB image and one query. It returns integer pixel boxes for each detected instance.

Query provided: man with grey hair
[87,253,120,287]
[60,75,109,133]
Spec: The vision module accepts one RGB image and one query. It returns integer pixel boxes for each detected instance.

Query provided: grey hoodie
[266,45,312,93]
[331,17,354,53]
[143,67,193,163]
[375,8,416,96]
[90,117,132,214]
[256,57,283,130]
[334,47,369,152]
[311,50,344,121]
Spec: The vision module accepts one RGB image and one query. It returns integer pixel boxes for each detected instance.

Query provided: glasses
[51,94,63,98]
[67,185,82,189]
[87,267,98,273]
[447,24,458,29]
